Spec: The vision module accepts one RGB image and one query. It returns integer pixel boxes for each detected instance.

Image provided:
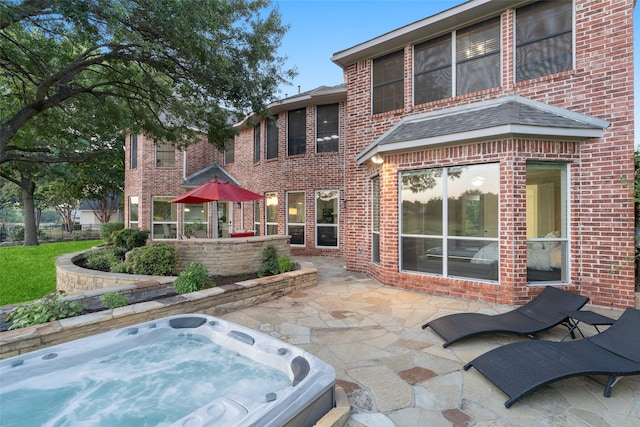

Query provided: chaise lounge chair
[422,286,589,347]
[463,307,640,408]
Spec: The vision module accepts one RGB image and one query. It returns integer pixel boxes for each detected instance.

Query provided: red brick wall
[224,103,347,257]
[343,1,635,308]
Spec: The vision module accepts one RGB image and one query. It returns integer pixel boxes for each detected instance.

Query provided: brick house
[125,0,635,308]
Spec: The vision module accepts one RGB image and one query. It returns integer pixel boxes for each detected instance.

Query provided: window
[155,141,175,168]
[413,17,500,103]
[266,116,279,160]
[373,50,404,114]
[526,163,568,283]
[266,192,278,235]
[254,200,261,236]
[400,163,499,281]
[129,134,138,169]
[316,104,339,153]
[254,124,261,163]
[414,34,452,104]
[316,190,338,248]
[129,196,139,229]
[372,176,380,264]
[152,197,177,239]
[224,139,234,164]
[287,108,306,156]
[456,17,501,96]
[287,192,305,245]
[516,1,573,82]
[183,203,208,238]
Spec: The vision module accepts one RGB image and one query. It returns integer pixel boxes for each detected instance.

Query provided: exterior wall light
[371,154,384,164]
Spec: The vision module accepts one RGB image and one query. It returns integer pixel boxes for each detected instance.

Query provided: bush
[258,245,280,277]
[99,222,124,244]
[85,248,119,271]
[174,262,213,294]
[8,225,24,242]
[110,261,130,274]
[7,291,85,330]
[100,292,129,309]
[126,243,177,275]
[112,228,149,251]
[278,256,292,273]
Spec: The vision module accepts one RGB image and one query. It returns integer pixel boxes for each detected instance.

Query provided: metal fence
[0,223,102,244]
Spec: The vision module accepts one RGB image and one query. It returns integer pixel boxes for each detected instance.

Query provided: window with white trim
[266,116,278,160]
[400,163,499,280]
[372,176,380,264]
[254,200,261,235]
[152,197,177,239]
[129,196,139,229]
[526,163,568,283]
[266,192,278,235]
[287,192,305,245]
[316,190,338,248]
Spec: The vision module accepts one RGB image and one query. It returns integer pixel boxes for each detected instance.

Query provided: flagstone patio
[222,256,640,426]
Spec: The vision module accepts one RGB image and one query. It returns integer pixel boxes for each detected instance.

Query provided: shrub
[278,255,292,273]
[110,261,130,274]
[85,248,119,271]
[174,262,213,294]
[126,243,177,275]
[99,222,124,244]
[112,228,149,251]
[100,292,129,309]
[8,226,24,242]
[7,291,85,330]
[258,245,280,277]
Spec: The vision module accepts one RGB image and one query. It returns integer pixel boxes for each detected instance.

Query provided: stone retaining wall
[56,235,290,293]
[1,263,316,359]
[170,235,291,275]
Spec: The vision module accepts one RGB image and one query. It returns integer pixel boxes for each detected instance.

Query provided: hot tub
[0,314,336,426]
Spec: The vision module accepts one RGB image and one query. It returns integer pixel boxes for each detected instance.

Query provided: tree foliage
[0,0,294,165]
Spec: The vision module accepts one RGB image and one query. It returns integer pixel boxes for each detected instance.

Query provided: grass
[0,240,103,306]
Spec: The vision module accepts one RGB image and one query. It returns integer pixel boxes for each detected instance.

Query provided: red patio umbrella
[169,178,263,204]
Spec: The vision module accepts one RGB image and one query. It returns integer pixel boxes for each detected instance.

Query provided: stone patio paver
[221,256,640,426]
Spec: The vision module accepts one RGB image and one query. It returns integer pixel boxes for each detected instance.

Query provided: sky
[270,0,639,144]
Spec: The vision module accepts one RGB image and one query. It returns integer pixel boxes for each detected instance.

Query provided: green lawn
[0,240,103,306]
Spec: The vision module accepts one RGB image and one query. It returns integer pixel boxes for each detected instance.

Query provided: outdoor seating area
[221,257,640,426]
[422,286,590,347]
[464,308,640,408]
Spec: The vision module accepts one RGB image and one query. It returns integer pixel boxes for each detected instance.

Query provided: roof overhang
[332,0,534,68]
[356,96,610,165]
[235,85,346,129]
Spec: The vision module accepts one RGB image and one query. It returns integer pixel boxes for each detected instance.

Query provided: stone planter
[0,262,316,359]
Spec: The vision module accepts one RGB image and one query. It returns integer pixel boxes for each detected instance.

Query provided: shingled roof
[180,164,238,188]
[356,95,610,164]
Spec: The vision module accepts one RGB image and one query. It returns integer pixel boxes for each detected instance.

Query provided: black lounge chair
[464,308,640,408]
[422,286,589,347]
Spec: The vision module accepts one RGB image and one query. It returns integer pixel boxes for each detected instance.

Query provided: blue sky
[271,0,638,144]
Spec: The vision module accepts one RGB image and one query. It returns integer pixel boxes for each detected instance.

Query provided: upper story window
[456,17,500,96]
[224,139,234,164]
[372,49,404,114]
[129,134,138,169]
[266,115,278,160]
[414,17,500,104]
[254,124,261,163]
[515,1,573,82]
[155,141,175,168]
[414,34,452,104]
[287,108,306,156]
[316,104,339,153]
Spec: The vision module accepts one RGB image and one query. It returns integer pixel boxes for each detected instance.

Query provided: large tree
[0,0,294,166]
